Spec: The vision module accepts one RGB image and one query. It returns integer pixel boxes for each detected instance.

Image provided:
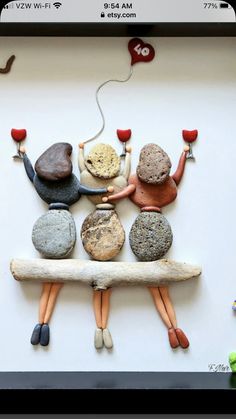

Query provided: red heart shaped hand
[11,128,27,142]
[128,38,155,66]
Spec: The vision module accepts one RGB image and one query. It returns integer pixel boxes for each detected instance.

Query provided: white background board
[0,36,235,372]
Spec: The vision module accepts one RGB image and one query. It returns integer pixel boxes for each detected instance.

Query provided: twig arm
[172,151,188,186]
[78,144,86,172]
[23,154,35,183]
[78,183,108,196]
[122,151,131,180]
[103,184,136,203]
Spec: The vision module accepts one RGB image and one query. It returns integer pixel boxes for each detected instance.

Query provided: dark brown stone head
[35,142,73,182]
[136,143,171,185]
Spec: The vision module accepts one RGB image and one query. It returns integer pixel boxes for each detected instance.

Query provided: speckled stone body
[136,143,171,185]
[129,211,173,261]
[81,209,125,261]
[33,174,80,206]
[85,144,121,179]
[32,210,76,258]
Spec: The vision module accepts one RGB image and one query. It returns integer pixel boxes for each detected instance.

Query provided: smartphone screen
[0,0,235,375]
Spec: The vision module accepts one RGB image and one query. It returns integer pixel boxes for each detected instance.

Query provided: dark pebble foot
[30,323,42,345]
[40,324,50,346]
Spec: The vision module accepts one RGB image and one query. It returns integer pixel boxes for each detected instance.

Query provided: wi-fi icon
[53,2,62,9]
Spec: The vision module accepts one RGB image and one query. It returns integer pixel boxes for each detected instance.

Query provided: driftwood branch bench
[11,259,201,291]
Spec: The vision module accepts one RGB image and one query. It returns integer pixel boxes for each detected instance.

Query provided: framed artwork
[0,0,236,413]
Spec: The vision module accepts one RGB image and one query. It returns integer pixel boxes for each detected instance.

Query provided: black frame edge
[0,372,235,414]
[1,388,236,414]
[0,22,236,36]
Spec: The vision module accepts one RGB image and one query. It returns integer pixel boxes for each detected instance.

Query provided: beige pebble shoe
[94,328,103,349]
[103,328,113,349]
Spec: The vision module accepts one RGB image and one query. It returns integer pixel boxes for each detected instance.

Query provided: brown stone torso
[128,174,178,210]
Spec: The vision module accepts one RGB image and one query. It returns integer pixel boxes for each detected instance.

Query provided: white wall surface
[0,36,235,372]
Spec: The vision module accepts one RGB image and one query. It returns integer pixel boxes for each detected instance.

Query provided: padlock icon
[101,12,105,17]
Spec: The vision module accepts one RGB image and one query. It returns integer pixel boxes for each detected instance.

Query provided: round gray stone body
[129,211,173,261]
[33,174,81,206]
[32,210,76,259]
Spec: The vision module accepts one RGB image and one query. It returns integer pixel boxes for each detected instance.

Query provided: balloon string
[83,65,133,145]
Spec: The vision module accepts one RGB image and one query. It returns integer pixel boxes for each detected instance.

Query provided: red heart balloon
[11,128,27,142]
[128,38,155,66]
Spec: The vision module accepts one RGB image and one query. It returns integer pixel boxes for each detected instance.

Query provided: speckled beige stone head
[85,144,121,179]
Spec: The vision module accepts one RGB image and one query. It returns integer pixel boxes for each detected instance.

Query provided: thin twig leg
[159,286,177,329]
[93,290,102,328]
[149,287,179,349]
[101,289,111,329]
[39,283,52,324]
[43,283,64,324]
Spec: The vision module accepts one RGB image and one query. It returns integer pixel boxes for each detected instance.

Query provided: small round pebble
[96,203,115,210]
[129,211,173,261]
[49,203,69,211]
[19,146,26,154]
[32,210,76,258]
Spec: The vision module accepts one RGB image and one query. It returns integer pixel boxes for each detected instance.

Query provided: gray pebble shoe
[40,323,50,347]
[30,323,42,346]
